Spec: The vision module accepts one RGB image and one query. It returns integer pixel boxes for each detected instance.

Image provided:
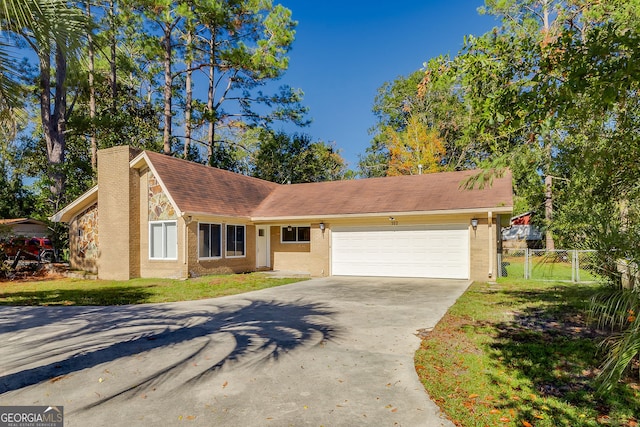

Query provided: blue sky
[273,1,498,169]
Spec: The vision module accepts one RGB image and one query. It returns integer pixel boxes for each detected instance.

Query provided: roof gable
[53,149,513,223]
[142,151,278,217]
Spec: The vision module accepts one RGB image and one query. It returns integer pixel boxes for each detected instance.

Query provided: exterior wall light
[319,222,325,231]
[471,218,479,230]
[287,225,293,232]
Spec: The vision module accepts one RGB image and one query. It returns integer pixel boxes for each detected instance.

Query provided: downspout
[488,211,493,278]
[183,214,192,267]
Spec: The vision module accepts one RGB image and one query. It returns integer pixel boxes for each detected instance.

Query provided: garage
[331,224,470,279]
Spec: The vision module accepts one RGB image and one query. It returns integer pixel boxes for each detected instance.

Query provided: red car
[1,237,55,261]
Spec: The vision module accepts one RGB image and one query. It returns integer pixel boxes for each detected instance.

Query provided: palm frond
[590,288,639,330]
[597,324,640,392]
[0,0,87,109]
[0,39,22,109]
[590,288,640,391]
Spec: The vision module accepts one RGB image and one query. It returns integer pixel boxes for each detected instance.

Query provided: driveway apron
[0,277,470,426]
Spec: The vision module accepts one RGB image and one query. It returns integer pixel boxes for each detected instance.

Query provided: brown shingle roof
[0,218,47,225]
[251,169,513,218]
[144,151,278,217]
[144,152,512,219]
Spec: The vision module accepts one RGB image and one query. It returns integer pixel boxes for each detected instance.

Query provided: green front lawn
[416,280,640,427]
[0,273,305,306]
[502,258,602,282]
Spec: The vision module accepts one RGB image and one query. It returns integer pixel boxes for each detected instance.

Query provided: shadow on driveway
[0,298,338,410]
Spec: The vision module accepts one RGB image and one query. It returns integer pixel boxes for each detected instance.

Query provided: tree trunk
[87,1,97,173]
[184,28,193,159]
[163,24,172,155]
[545,174,555,250]
[207,36,215,164]
[40,43,67,211]
[109,0,117,113]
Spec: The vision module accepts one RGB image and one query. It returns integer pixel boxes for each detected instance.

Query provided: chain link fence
[498,249,601,283]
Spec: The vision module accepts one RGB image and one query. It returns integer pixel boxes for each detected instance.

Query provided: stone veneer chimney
[97,146,140,280]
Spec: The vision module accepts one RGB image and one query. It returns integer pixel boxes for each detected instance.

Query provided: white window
[281,226,311,243]
[199,223,221,259]
[226,224,245,257]
[149,221,177,259]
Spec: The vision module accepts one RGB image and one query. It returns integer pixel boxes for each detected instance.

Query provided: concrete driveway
[0,276,470,426]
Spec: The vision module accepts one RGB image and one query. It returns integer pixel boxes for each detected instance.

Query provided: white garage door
[331,224,469,279]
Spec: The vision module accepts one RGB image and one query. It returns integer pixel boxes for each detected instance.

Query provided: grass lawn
[415,279,640,427]
[0,273,306,306]
[502,258,602,282]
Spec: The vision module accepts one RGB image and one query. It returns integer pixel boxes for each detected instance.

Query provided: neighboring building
[0,218,50,238]
[51,146,513,281]
[501,212,544,249]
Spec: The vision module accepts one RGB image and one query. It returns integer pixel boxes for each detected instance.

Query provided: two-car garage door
[331,224,469,279]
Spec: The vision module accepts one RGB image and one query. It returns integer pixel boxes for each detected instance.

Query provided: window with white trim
[226,224,245,257]
[199,223,221,259]
[281,226,311,243]
[149,221,177,259]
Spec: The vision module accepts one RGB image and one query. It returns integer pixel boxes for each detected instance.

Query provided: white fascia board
[251,206,513,223]
[50,186,99,223]
[179,211,252,223]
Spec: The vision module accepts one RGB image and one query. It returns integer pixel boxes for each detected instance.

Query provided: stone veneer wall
[148,173,176,220]
[76,204,99,258]
[69,203,99,273]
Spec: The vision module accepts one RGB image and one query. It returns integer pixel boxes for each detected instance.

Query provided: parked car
[0,237,56,261]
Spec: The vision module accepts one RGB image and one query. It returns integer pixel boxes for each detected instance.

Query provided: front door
[256,227,269,268]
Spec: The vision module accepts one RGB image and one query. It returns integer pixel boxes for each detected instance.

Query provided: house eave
[0,218,48,226]
[250,206,513,223]
[50,186,99,223]
[179,211,253,223]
